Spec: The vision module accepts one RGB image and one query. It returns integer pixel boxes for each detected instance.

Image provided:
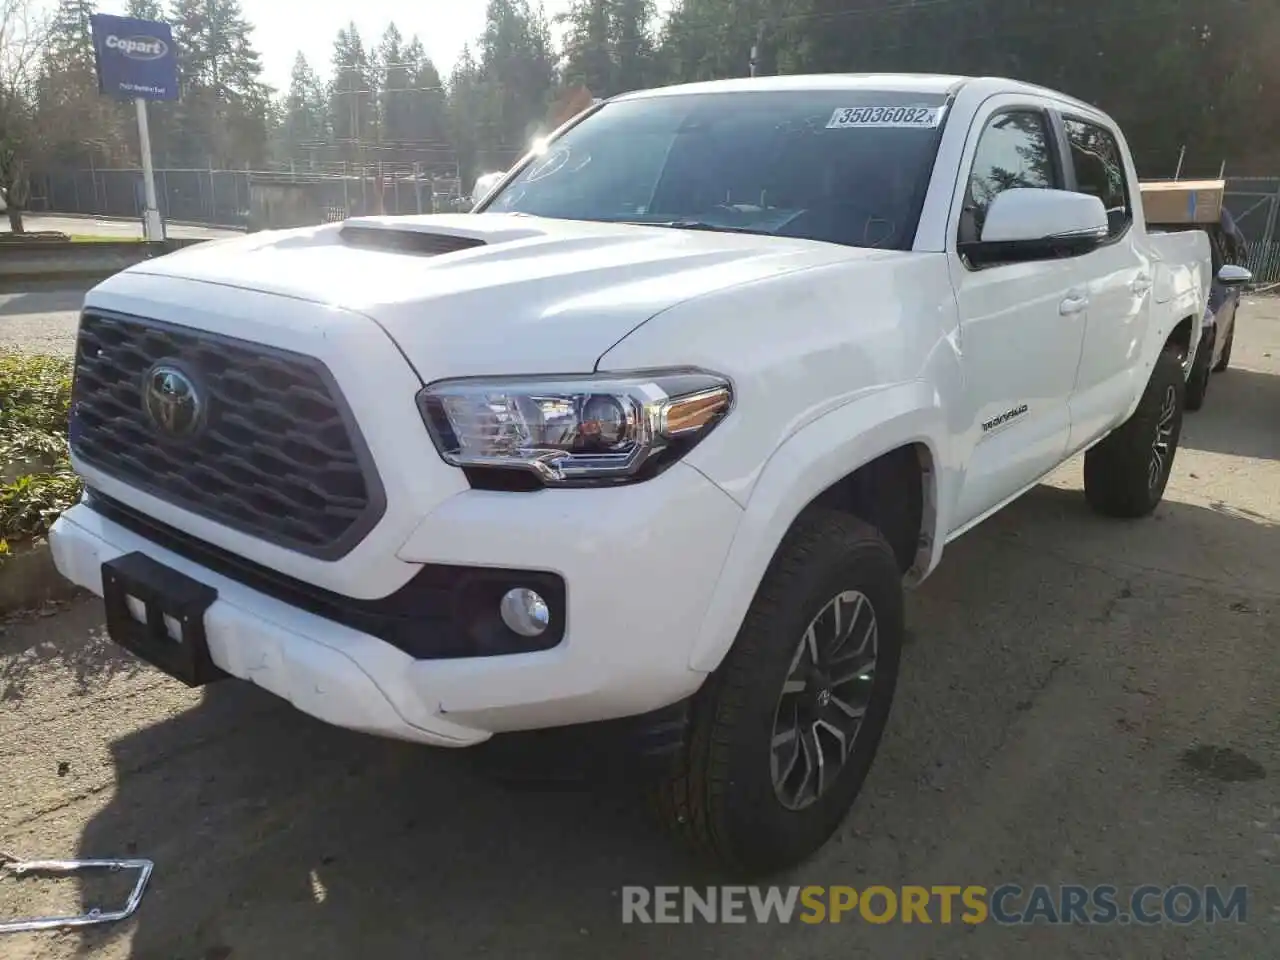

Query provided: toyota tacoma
[51,74,1210,874]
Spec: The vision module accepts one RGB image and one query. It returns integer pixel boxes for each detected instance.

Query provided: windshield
[480,89,951,250]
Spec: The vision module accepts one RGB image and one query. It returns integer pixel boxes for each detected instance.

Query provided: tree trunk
[6,208,23,233]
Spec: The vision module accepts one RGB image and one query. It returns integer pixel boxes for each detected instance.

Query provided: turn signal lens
[663,388,732,436]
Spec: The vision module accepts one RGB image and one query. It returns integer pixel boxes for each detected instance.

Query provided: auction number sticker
[827,105,945,129]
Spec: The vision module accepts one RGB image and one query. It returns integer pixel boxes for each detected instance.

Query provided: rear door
[1056,113,1155,451]
[946,98,1091,532]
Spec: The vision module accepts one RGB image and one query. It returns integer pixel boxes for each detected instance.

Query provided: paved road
[0,281,95,356]
[4,215,241,241]
[1,306,1277,959]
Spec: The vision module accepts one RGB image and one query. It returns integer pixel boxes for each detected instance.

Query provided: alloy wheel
[770,590,879,811]
[1148,384,1177,490]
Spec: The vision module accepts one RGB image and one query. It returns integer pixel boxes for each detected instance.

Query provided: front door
[947,102,1091,532]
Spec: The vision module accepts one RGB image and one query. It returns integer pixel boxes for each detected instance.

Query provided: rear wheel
[1084,349,1185,518]
[654,510,903,877]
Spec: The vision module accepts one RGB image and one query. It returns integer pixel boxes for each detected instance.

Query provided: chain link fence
[1223,177,1280,285]
[28,165,469,229]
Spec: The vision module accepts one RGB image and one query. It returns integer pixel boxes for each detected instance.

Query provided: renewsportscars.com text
[621,884,1249,925]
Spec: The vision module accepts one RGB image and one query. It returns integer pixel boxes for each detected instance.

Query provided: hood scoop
[338,224,488,256]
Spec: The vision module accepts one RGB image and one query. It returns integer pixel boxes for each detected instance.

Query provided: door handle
[1059,294,1089,315]
[1131,274,1153,294]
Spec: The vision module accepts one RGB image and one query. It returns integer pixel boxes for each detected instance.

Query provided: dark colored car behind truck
[1152,214,1251,410]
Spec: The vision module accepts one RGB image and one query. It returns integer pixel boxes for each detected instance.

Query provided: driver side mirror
[960,188,1110,267]
[1217,264,1252,286]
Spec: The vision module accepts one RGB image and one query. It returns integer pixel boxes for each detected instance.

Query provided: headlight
[417,369,732,486]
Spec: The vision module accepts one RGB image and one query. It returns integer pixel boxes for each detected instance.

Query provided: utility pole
[749,19,766,78]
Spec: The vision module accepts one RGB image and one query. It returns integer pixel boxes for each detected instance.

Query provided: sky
[57,0,580,92]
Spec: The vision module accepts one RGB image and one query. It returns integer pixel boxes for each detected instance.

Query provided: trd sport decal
[982,403,1029,433]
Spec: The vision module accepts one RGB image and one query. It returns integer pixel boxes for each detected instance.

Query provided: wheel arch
[1118,311,1201,424]
[1165,314,1197,357]
[689,383,945,673]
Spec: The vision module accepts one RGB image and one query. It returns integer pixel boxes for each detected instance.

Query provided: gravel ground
[0,301,1277,960]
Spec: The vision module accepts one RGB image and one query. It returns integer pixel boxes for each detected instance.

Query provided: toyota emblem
[142,364,204,438]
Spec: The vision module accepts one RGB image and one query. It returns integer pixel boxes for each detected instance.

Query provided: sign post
[134,97,164,240]
[89,14,179,241]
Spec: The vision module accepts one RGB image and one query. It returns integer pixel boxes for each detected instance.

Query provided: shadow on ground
[0,598,142,703]
[60,485,1277,960]
[1179,366,1280,461]
[0,282,94,317]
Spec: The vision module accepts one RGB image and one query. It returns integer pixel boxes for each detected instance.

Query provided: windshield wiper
[647,220,779,237]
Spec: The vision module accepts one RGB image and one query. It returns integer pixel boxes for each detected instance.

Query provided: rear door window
[1063,118,1131,239]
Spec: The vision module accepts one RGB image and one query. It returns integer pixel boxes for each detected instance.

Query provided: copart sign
[105,35,169,60]
[90,13,179,101]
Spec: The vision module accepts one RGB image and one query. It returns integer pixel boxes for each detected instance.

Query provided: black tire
[1184,329,1213,411]
[1084,348,1185,518]
[1212,323,1234,372]
[653,510,904,877]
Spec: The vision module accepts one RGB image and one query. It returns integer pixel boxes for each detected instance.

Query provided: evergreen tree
[400,37,450,174]
[37,0,130,166]
[46,0,95,68]
[475,0,556,164]
[408,42,449,144]
[125,0,164,19]
[167,0,272,165]
[562,0,655,97]
[377,23,409,144]
[280,52,327,163]
[329,22,376,161]
[610,0,656,93]
[446,45,487,187]
[561,0,613,95]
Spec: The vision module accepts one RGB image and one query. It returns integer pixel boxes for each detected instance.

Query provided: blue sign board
[90,14,179,102]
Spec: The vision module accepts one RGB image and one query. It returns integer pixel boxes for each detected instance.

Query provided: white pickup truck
[52,74,1219,875]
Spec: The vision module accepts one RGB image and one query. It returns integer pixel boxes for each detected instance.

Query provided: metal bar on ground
[0,851,155,934]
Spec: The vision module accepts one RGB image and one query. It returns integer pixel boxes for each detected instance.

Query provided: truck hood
[123,213,868,381]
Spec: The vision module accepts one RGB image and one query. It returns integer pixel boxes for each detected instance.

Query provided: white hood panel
[126,213,876,380]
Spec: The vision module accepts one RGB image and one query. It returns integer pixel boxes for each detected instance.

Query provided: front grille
[70,310,385,559]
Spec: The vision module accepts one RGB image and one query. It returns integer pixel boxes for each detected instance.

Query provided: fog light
[499,587,550,638]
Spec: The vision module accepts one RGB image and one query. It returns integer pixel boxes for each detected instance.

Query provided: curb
[0,540,83,615]
[0,238,208,283]
[0,269,122,286]
[28,210,247,232]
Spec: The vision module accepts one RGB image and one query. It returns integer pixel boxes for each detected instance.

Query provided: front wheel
[654,510,904,876]
[1083,348,1185,518]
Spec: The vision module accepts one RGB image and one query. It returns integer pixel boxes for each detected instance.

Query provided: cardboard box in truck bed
[1139,179,1225,225]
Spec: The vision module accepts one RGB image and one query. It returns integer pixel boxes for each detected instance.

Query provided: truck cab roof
[611,73,1102,116]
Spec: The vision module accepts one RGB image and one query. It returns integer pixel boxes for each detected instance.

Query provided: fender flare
[1120,303,1202,424]
[688,380,946,673]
